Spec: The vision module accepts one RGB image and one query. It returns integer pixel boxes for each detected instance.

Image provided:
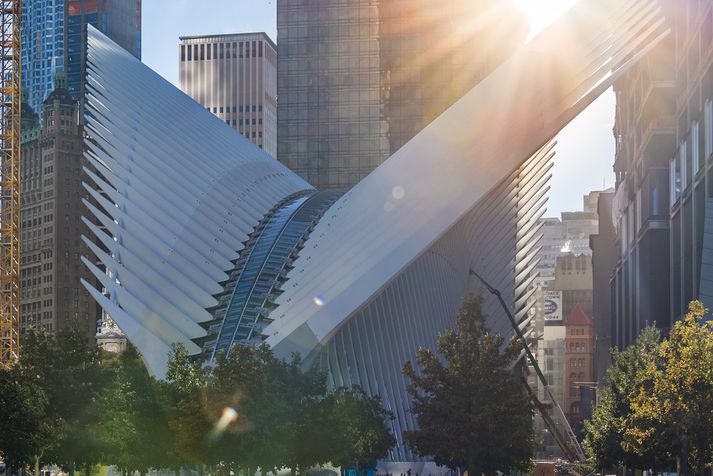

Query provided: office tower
[534,191,604,289]
[18,75,97,340]
[606,0,713,350]
[179,33,278,157]
[276,0,528,189]
[589,191,616,385]
[551,254,594,320]
[22,0,141,115]
[82,2,663,461]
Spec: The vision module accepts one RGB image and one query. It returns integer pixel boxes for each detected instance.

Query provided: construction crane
[0,0,21,368]
[469,269,587,463]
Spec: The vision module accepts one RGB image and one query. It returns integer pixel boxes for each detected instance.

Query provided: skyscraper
[604,0,713,350]
[22,0,141,115]
[179,33,277,156]
[19,74,97,340]
[276,0,528,189]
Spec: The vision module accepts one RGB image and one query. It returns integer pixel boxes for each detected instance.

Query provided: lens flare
[513,0,579,39]
[392,185,405,200]
[208,406,239,443]
[313,295,325,307]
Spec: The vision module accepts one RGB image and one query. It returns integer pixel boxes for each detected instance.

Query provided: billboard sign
[543,290,562,322]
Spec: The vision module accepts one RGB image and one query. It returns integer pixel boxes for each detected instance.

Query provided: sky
[142,0,615,217]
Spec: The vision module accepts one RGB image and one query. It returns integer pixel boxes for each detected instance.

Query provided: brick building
[564,305,594,431]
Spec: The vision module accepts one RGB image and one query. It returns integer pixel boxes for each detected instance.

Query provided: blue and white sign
[543,290,562,321]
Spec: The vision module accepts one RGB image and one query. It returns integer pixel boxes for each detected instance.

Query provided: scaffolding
[0,0,20,367]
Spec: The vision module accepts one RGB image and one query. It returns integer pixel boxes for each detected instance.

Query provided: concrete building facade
[590,191,617,385]
[534,191,603,289]
[275,0,527,189]
[608,0,713,349]
[551,253,594,320]
[534,324,567,458]
[179,33,278,157]
[18,78,97,340]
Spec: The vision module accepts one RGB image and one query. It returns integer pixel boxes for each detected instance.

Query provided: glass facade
[203,190,342,359]
[22,0,66,115]
[22,0,141,115]
[276,0,527,190]
[277,1,388,189]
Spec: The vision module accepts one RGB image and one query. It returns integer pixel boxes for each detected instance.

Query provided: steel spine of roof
[81,26,313,376]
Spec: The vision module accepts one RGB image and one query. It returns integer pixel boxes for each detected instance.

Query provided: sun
[513,0,580,39]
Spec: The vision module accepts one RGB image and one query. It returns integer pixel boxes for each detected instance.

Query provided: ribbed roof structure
[80,0,669,461]
[81,27,313,375]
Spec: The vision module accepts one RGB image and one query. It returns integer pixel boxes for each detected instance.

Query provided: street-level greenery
[0,328,395,475]
[402,295,535,476]
[584,301,713,476]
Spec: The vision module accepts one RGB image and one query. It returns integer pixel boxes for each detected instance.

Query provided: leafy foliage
[0,331,396,475]
[402,295,535,475]
[624,301,713,475]
[0,361,49,470]
[583,326,669,470]
[0,327,109,472]
[584,301,713,475]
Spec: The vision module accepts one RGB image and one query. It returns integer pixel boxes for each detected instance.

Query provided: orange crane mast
[0,0,21,368]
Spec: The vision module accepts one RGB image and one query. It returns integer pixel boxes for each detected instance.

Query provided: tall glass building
[22,0,141,115]
[276,0,528,189]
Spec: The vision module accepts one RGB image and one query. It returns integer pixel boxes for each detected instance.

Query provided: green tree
[328,386,395,473]
[583,326,670,472]
[624,301,713,476]
[165,344,213,468]
[0,363,49,473]
[87,345,173,475]
[9,327,109,474]
[402,295,535,476]
[166,343,395,475]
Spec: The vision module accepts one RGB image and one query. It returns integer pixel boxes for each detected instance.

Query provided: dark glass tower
[22,0,141,115]
[276,0,528,190]
[66,0,141,102]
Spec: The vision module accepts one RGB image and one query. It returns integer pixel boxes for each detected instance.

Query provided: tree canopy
[583,326,669,471]
[0,329,396,475]
[584,301,713,475]
[403,295,535,476]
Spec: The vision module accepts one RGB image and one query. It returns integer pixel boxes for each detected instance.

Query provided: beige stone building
[179,32,277,157]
